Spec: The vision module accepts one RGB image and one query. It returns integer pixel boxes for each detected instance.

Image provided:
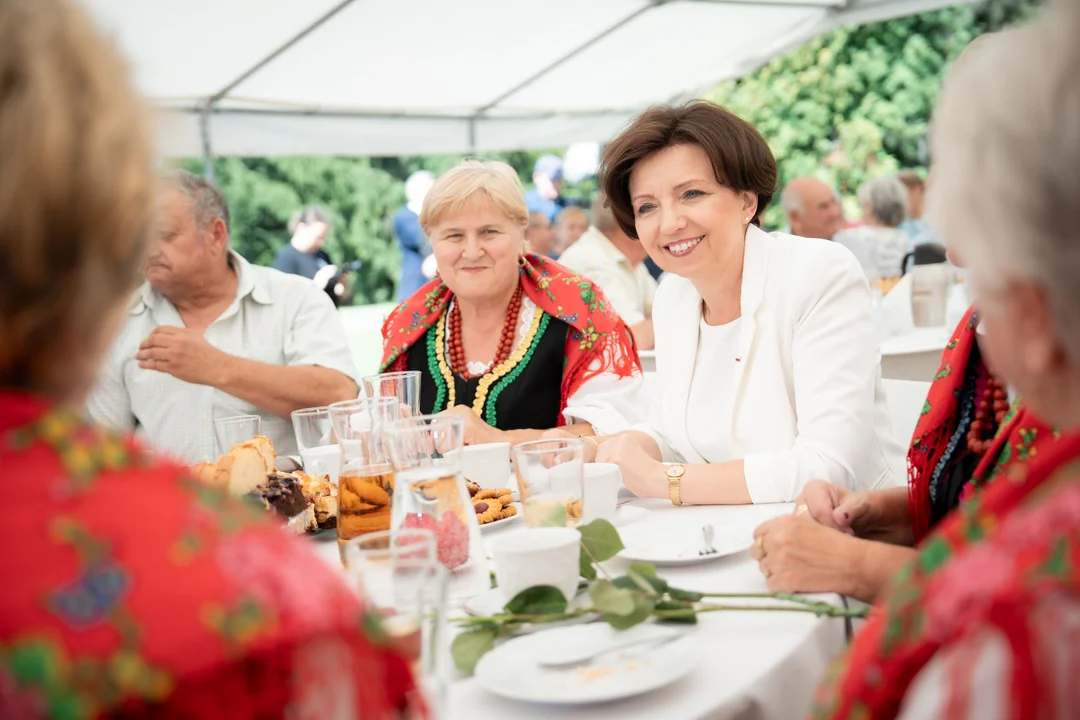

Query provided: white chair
[882,378,931,448]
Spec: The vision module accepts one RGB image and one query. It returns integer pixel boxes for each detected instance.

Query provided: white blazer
[641,225,905,503]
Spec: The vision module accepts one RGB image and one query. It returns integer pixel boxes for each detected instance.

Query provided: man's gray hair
[162,169,230,232]
[779,182,804,215]
[857,177,908,228]
[930,1,1080,364]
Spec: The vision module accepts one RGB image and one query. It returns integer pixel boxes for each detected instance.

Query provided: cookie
[475,488,499,500]
[465,479,481,497]
[496,505,517,521]
[473,500,502,524]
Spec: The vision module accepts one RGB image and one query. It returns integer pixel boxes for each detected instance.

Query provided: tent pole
[200,101,215,182]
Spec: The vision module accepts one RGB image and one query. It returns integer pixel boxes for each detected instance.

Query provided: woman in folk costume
[750,305,1056,602]
[380,160,644,445]
[813,5,1080,717]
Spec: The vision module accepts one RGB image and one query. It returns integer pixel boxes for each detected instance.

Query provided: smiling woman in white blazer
[561,101,905,505]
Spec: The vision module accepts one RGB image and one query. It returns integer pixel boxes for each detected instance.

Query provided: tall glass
[213,414,261,455]
[344,528,449,717]
[363,371,421,418]
[328,397,400,560]
[512,438,585,528]
[382,415,487,601]
[291,406,341,484]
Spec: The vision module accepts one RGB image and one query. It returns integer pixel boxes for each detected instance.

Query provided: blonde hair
[930,2,1080,362]
[419,160,528,233]
[0,0,154,388]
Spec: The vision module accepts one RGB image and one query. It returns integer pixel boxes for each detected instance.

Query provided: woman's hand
[539,428,600,463]
[439,405,502,446]
[795,480,855,534]
[596,434,665,499]
[750,513,869,598]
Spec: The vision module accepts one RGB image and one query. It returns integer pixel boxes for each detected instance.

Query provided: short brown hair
[599,101,777,239]
[0,0,154,389]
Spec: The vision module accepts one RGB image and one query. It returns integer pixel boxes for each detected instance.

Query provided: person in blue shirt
[393,170,435,301]
[524,154,566,223]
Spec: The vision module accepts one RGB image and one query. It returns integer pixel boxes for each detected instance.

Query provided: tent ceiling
[81,0,968,157]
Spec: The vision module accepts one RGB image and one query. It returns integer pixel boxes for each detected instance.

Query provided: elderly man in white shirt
[557,194,659,349]
[87,170,359,462]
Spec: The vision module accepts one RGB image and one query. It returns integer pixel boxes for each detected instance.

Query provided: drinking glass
[512,438,585,528]
[343,528,449,714]
[363,371,421,418]
[328,397,400,560]
[291,406,341,484]
[213,414,261,455]
[382,415,487,601]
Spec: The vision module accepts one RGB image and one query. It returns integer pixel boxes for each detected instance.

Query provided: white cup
[460,442,510,490]
[300,444,342,485]
[583,463,621,524]
[493,527,580,603]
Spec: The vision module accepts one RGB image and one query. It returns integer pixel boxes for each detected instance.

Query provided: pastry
[474,488,499,500]
[496,493,513,507]
[465,480,480,497]
[473,499,503,524]
[496,505,517,521]
[249,472,308,521]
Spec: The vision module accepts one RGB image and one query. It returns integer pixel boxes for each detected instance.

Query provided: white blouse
[685,317,741,462]
[448,296,644,435]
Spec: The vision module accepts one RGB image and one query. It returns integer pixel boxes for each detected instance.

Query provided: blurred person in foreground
[558,194,658,350]
[552,205,589,256]
[87,171,359,462]
[780,177,845,240]
[380,160,644,445]
[811,7,1080,716]
[394,170,437,300]
[272,205,353,307]
[524,210,557,257]
[0,0,416,716]
[833,177,911,281]
[549,102,903,504]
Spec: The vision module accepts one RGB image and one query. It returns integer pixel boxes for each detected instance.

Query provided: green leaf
[654,600,699,624]
[541,503,568,527]
[451,629,496,676]
[579,551,597,581]
[605,595,655,630]
[589,580,636,616]
[505,585,570,615]
[579,519,624,563]
[614,563,667,595]
[667,586,704,603]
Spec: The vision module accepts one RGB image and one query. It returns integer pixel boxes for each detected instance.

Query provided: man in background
[558,194,657,349]
[553,206,589,257]
[525,154,567,223]
[88,171,359,462]
[272,205,352,307]
[525,211,557,258]
[780,177,845,240]
[394,170,436,300]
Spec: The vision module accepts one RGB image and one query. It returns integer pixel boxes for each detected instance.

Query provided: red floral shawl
[379,253,641,424]
[907,306,1056,541]
[0,391,416,719]
[811,427,1080,719]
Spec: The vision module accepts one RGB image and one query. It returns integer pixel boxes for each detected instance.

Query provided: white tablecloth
[313,501,848,719]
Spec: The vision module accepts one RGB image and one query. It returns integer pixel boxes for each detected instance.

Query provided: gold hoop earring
[519,254,527,267]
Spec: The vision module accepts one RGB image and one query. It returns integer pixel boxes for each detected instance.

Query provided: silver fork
[699,525,718,556]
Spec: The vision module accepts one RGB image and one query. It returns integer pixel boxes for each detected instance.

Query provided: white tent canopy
[81,0,966,158]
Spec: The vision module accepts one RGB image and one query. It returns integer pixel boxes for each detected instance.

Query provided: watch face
[666,465,682,479]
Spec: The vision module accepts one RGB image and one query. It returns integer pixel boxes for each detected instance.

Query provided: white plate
[475,623,699,705]
[479,502,522,533]
[617,524,751,566]
[614,505,648,527]
[462,586,596,634]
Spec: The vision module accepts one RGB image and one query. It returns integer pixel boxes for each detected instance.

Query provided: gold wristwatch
[665,463,685,506]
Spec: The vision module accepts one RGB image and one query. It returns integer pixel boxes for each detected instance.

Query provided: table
[879,325,951,382]
[313,501,848,718]
[315,500,849,719]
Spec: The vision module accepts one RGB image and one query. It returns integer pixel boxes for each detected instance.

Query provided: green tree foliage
[708,0,1041,227]
[187,0,1037,302]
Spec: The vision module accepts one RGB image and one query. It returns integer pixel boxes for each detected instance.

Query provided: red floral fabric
[811,428,1080,719]
[379,253,641,424]
[907,306,1055,541]
[0,390,416,719]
